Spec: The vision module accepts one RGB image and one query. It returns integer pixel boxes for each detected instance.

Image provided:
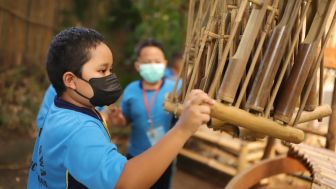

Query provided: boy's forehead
[139,46,165,59]
[90,43,113,61]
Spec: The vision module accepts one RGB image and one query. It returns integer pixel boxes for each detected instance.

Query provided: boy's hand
[108,106,127,126]
[176,89,214,136]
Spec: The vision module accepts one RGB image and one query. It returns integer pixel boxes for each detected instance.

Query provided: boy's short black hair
[46,27,106,95]
[135,38,166,58]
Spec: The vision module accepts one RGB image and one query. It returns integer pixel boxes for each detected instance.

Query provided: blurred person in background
[109,38,177,189]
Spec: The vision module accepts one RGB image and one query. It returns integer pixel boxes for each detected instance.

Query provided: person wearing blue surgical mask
[109,38,176,189]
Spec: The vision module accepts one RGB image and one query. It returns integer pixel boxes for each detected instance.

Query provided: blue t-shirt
[36,85,105,129]
[36,85,56,129]
[121,79,175,156]
[164,68,174,78]
[27,97,127,188]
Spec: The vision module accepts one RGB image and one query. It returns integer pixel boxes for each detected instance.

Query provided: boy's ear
[63,72,77,90]
[134,61,140,72]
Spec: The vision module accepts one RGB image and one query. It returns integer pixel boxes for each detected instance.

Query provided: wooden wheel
[225,155,307,189]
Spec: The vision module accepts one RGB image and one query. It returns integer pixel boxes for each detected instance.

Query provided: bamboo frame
[166,0,334,144]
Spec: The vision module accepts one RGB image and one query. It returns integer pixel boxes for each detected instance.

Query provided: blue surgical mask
[139,63,165,83]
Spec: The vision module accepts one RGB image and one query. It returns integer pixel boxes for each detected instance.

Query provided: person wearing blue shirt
[36,84,106,130]
[110,39,178,189]
[27,27,214,189]
[164,52,183,80]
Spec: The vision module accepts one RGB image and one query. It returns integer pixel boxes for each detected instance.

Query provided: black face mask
[75,73,123,106]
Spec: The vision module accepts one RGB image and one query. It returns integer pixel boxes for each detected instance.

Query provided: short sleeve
[64,125,127,188]
[121,93,132,122]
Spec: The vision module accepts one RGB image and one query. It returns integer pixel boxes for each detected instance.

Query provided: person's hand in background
[108,106,127,127]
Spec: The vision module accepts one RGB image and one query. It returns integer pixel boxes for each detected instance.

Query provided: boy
[109,39,177,189]
[27,27,213,188]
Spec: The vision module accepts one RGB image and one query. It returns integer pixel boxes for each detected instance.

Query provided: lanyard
[143,88,160,128]
[93,109,112,141]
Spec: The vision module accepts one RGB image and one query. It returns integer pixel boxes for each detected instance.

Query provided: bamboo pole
[289,104,332,125]
[186,0,219,97]
[208,0,249,98]
[246,0,302,113]
[238,142,249,172]
[164,98,305,143]
[264,0,312,116]
[327,77,336,151]
[217,0,270,104]
[275,0,334,123]
[235,0,280,107]
[292,8,336,125]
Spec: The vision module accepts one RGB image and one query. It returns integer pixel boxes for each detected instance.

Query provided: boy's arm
[115,90,214,189]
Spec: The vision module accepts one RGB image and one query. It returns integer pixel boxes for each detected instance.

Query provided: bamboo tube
[235,0,280,107]
[289,104,332,125]
[264,0,312,116]
[313,35,326,112]
[274,42,318,122]
[238,142,249,171]
[245,0,302,112]
[292,4,336,125]
[177,0,206,102]
[218,0,227,77]
[303,75,318,111]
[164,99,305,143]
[186,0,219,97]
[246,151,264,161]
[262,138,275,159]
[217,0,270,104]
[327,77,336,151]
[203,40,219,92]
[294,125,326,137]
[274,0,333,123]
[208,0,249,98]
[246,142,266,151]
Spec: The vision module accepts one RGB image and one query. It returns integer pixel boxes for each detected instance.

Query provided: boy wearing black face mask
[27,27,214,189]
